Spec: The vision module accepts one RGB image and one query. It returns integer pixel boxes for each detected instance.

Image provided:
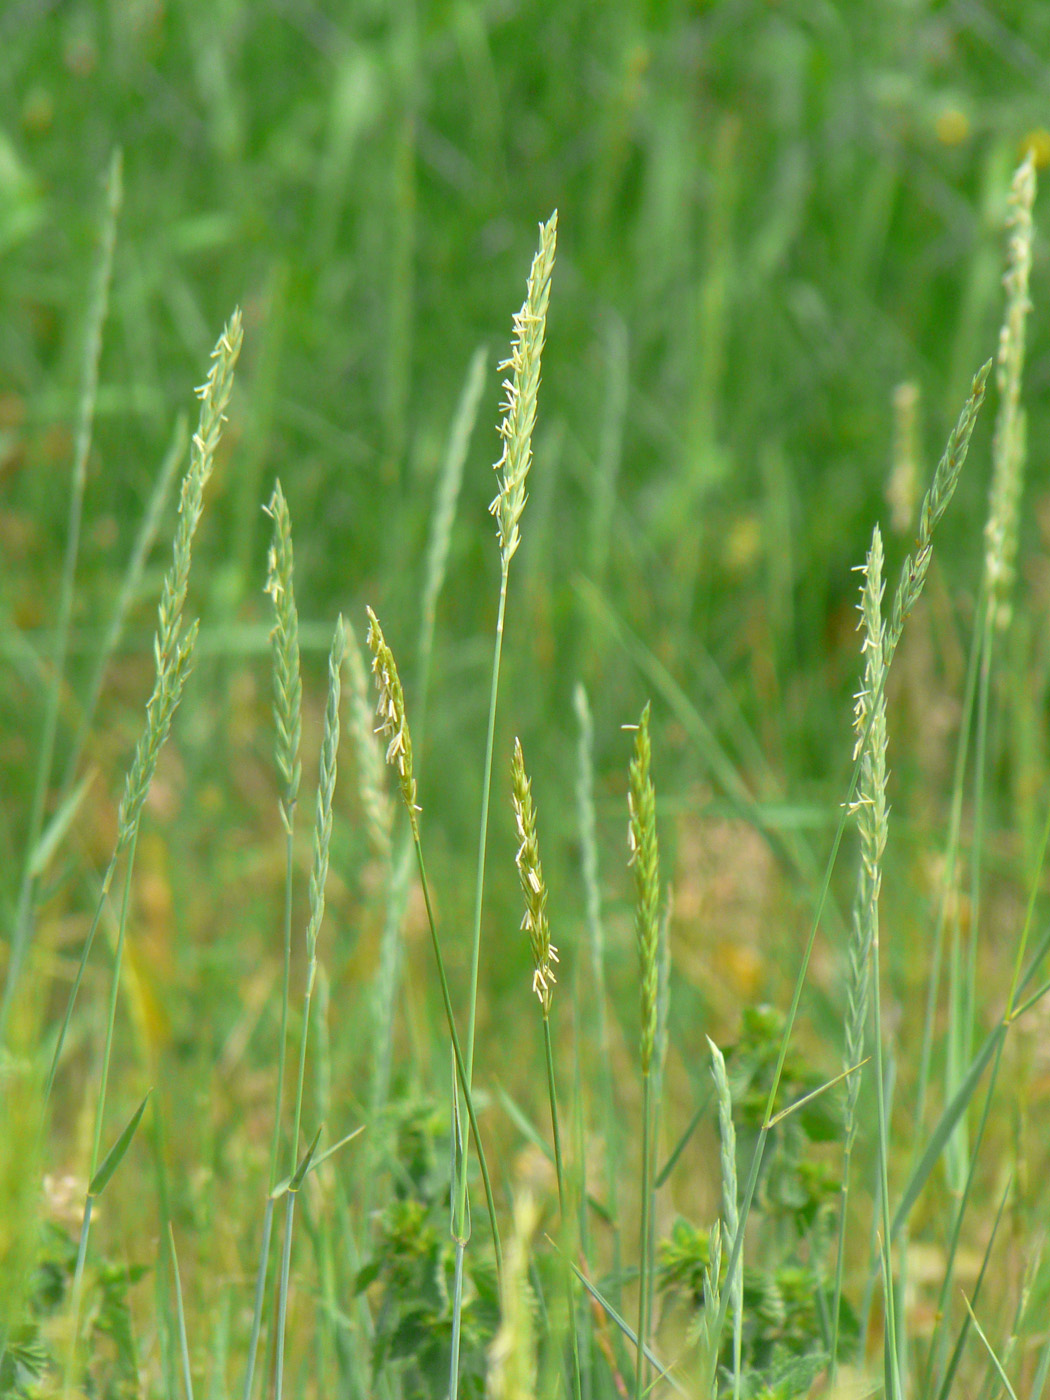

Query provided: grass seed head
[511,737,558,1014]
[490,211,558,568]
[263,479,303,818]
[365,607,419,838]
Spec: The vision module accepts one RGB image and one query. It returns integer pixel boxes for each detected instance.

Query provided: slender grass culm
[627,701,661,1400]
[510,737,581,1400]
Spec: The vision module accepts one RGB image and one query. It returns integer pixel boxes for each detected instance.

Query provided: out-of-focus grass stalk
[574,682,622,1299]
[627,703,660,1400]
[2,149,122,1038]
[950,151,1036,1172]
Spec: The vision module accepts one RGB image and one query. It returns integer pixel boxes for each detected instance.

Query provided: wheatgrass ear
[985,152,1036,633]
[511,738,558,1013]
[365,607,418,837]
[490,211,558,567]
[263,480,303,826]
[832,526,897,1390]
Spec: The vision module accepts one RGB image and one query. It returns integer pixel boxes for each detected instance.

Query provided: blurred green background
[3,0,1050,1381]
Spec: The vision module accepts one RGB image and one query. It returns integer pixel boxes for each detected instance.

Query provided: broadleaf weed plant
[9,150,1050,1400]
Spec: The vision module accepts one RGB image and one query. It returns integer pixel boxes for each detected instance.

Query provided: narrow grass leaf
[168,1226,195,1400]
[88,1089,152,1197]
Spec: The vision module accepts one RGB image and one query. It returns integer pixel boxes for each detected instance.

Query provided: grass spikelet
[708,1037,742,1400]
[490,212,558,568]
[511,738,558,1013]
[263,479,303,826]
[885,358,990,665]
[365,607,418,838]
[985,151,1036,632]
[628,702,660,1076]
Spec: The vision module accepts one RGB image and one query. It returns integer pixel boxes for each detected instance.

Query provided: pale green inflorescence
[490,211,558,568]
[628,701,660,1075]
[511,737,559,1014]
[365,607,419,838]
[263,479,303,821]
[844,525,888,1142]
[985,151,1036,633]
[116,312,243,850]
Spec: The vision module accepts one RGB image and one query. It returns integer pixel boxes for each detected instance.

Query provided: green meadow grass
[5,6,1050,1397]
[3,148,1050,1399]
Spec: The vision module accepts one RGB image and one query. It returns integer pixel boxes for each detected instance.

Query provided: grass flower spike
[511,738,558,1013]
[263,480,303,827]
[985,151,1036,632]
[490,211,558,567]
[366,607,418,837]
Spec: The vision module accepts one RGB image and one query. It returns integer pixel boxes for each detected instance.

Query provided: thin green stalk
[274,1194,296,1400]
[871,905,902,1400]
[413,837,503,1280]
[635,1072,653,1400]
[627,705,660,1400]
[168,1227,195,1400]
